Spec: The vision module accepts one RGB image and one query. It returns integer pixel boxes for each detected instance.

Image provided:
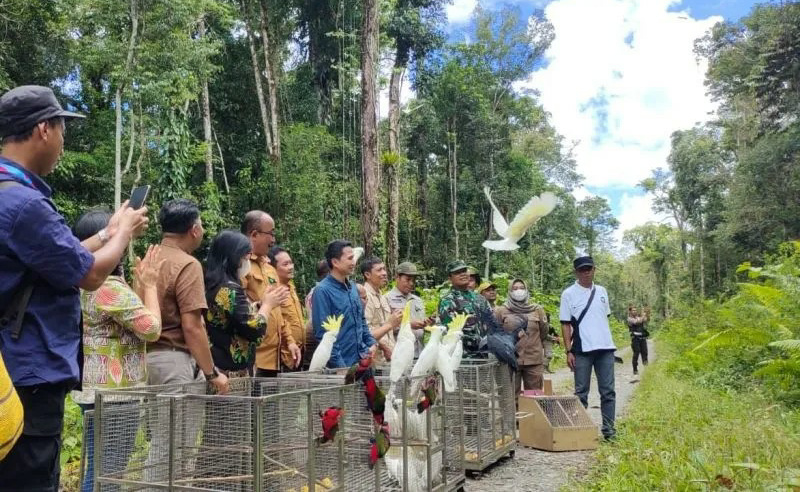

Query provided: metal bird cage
[93,377,351,491]
[279,368,465,492]
[456,358,517,473]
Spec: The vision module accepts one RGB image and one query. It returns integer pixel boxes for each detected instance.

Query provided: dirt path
[467,341,654,492]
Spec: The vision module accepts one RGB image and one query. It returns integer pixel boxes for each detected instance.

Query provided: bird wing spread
[483,186,509,238]
[507,191,557,239]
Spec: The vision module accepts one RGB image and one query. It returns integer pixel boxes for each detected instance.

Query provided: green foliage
[576,363,800,491]
[61,397,83,467]
[659,242,800,406]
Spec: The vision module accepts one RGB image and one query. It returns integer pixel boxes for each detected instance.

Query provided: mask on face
[510,288,529,303]
[237,258,251,280]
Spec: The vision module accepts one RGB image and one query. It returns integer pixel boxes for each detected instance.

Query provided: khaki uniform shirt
[494,304,548,366]
[244,255,296,371]
[150,241,207,352]
[279,283,306,368]
[364,282,394,363]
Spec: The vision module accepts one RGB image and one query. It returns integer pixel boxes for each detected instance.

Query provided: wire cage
[93,377,350,491]
[456,358,517,472]
[278,368,465,492]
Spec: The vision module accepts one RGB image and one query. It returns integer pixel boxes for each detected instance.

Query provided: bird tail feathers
[482,239,520,251]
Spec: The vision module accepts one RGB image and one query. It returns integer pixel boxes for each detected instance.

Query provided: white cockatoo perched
[409,325,446,396]
[437,313,468,392]
[390,302,416,384]
[440,313,468,356]
[352,246,365,264]
[308,314,343,371]
[437,331,461,392]
[482,186,558,251]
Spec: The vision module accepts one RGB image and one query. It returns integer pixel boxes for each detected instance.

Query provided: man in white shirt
[559,256,616,440]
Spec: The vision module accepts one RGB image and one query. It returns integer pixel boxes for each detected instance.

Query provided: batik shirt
[437,289,493,357]
[71,276,161,404]
[206,281,268,372]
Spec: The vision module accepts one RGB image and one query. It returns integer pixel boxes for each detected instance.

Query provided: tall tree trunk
[258,0,280,162]
[417,155,428,263]
[360,0,379,256]
[244,2,272,162]
[114,0,139,209]
[385,55,404,275]
[199,18,214,183]
[699,218,706,298]
[448,122,460,258]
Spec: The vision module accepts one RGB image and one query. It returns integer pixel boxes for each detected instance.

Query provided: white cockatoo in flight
[308,314,344,371]
[482,186,558,251]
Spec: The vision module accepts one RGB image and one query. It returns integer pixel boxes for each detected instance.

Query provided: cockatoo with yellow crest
[437,313,468,391]
[389,302,416,397]
[409,325,446,397]
[482,186,558,251]
[308,314,344,371]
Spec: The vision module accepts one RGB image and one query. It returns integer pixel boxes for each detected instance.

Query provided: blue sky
[441,0,761,247]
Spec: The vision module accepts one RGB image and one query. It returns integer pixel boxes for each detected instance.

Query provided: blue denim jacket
[311,274,376,368]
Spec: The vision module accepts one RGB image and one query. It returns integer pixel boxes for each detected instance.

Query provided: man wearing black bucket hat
[0,85,148,490]
[558,256,617,441]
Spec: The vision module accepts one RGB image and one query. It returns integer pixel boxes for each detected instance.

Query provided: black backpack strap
[0,180,35,340]
[576,287,596,327]
[569,287,596,354]
[0,274,34,340]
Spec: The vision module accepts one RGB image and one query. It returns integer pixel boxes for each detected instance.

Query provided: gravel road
[466,341,654,492]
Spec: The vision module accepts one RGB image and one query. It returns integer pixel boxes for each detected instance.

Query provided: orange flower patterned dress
[71,275,162,405]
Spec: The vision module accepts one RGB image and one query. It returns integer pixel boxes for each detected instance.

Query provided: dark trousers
[631,336,648,371]
[573,350,616,439]
[0,383,69,492]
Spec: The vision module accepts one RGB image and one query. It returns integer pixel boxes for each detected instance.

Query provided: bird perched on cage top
[482,186,558,251]
[308,314,344,371]
[437,330,461,392]
[390,302,416,384]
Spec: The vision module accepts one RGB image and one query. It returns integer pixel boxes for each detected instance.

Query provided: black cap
[573,256,594,270]
[0,85,84,138]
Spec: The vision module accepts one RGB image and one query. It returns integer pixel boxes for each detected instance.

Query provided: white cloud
[447,0,478,24]
[521,0,722,189]
[378,60,416,121]
[614,192,672,244]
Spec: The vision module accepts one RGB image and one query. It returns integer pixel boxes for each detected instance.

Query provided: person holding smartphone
[0,85,148,490]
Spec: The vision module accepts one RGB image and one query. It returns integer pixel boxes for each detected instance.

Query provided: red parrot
[416,376,438,414]
[315,406,343,445]
[369,423,391,468]
[345,356,373,385]
[363,375,386,425]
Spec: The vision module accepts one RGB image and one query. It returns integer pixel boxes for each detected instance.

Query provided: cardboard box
[518,395,598,451]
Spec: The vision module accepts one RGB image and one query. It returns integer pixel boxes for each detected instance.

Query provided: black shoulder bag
[569,287,595,354]
[0,181,35,340]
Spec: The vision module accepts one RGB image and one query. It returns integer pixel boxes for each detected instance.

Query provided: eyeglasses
[255,230,276,237]
[577,266,594,272]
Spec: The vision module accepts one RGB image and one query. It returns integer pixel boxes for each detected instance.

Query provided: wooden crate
[518,395,598,451]
[543,378,553,395]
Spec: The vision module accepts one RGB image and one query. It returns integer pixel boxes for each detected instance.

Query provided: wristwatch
[204,366,220,380]
[97,227,110,244]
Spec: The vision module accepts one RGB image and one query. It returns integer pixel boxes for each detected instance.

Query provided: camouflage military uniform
[437,288,493,357]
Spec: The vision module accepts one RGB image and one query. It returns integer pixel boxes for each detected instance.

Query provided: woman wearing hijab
[494,279,549,396]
